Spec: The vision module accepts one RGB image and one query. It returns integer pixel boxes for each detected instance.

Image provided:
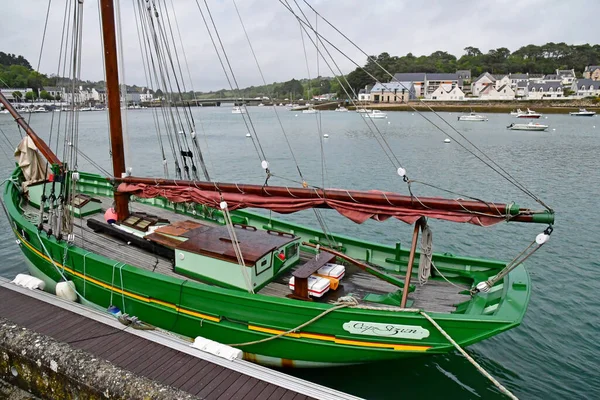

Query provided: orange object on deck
[315,275,339,290]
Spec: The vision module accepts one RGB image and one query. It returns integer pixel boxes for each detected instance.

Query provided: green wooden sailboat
[0,0,554,368]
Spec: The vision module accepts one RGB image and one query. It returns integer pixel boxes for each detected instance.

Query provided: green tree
[24,90,38,101]
[40,90,53,101]
[12,91,22,102]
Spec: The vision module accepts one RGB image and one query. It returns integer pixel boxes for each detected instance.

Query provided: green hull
[3,171,530,367]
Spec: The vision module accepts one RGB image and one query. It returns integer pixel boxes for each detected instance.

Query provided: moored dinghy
[0,0,555,370]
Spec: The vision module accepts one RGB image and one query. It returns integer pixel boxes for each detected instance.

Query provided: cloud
[1,0,598,91]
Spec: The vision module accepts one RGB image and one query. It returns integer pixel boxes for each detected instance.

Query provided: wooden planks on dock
[0,282,320,400]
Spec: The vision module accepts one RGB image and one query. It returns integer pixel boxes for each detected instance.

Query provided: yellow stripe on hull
[248,325,431,352]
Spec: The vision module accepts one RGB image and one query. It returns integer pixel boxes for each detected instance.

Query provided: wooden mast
[99,0,129,221]
[400,219,422,308]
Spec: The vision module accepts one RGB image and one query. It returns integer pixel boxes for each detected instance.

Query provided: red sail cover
[118,182,509,226]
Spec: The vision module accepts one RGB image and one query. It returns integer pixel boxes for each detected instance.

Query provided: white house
[479,83,515,100]
[140,88,154,102]
[91,88,107,103]
[61,86,93,105]
[471,72,496,97]
[428,85,465,101]
[494,75,511,90]
[526,82,563,100]
[424,73,459,98]
[357,85,372,102]
[370,81,414,103]
[572,79,600,97]
[0,88,34,101]
[556,69,576,86]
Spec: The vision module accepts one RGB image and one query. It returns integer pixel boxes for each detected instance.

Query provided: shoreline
[315,100,600,114]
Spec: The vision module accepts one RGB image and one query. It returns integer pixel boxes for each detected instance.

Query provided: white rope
[421,311,519,400]
[220,202,254,293]
[418,223,432,285]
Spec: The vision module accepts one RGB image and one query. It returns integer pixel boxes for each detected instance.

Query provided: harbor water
[0,107,598,399]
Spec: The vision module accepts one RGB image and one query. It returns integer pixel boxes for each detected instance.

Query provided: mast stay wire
[195,0,269,172]
[297,0,551,211]
[132,0,169,177]
[282,0,400,173]
[160,0,211,181]
[231,0,305,184]
[135,0,180,176]
[284,1,545,217]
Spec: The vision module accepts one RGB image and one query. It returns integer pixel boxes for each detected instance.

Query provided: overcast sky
[2,0,599,91]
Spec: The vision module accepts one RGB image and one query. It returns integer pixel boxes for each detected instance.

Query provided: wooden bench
[287,252,336,301]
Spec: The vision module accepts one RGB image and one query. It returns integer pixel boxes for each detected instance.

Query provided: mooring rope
[420,311,519,400]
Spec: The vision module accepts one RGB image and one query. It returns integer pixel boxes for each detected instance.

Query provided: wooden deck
[28,197,471,313]
[0,278,361,400]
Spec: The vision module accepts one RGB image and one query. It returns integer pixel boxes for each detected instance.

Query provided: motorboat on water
[507,122,548,131]
[231,106,246,114]
[363,109,387,119]
[516,108,542,118]
[569,108,596,117]
[509,109,522,116]
[355,108,369,113]
[334,106,348,112]
[302,106,318,114]
[457,112,488,122]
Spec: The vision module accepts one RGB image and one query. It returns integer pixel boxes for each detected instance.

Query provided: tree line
[344,43,600,94]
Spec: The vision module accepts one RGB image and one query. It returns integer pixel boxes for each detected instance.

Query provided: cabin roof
[176,225,297,265]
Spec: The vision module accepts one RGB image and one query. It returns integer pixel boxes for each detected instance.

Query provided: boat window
[261,258,268,267]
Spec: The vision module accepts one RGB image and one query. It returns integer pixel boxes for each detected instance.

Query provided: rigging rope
[420,311,519,400]
[294,0,550,211]
[220,201,254,294]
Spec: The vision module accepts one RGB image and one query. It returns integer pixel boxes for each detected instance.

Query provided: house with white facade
[370,81,414,103]
[572,79,600,97]
[478,83,515,100]
[0,88,34,101]
[428,85,465,100]
[508,73,529,89]
[556,69,576,86]
[140,88,154,102]
[471,72,496,97]
[494,75,511,90]
[357,85,372,102]
[583,66,600,81]
[424,73,459,98]
[61,86,93,105]
[526,82,563,100]
[91,88,106,103]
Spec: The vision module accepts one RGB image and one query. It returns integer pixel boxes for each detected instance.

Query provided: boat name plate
[342,321,430,339]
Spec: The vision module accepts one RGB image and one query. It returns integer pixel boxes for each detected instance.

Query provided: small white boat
[507,122,548,131]
[356,108,369,113]
[334,106,348,112]
[516,108,542,119]
[302,107,318,114]
[510,109,522,116]
[232,106,246,114]
[0,109,9,114]
[80,107,93,112]
[457,112,488,122]
[569,108,596,117]
[363,110,387,119]
[258,103,265,107]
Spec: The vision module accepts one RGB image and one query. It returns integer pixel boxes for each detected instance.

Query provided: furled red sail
[117,178,554,226]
